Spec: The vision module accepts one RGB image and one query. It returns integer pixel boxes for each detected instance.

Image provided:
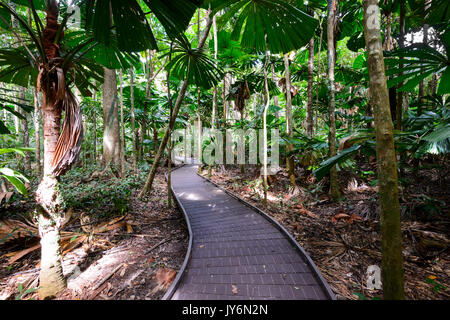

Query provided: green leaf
[437,67,450,95]
[214,0,318,54]
[423,124,450,143]
[0,147,34,156]
[313,145,361,181]
[1,174,27,196]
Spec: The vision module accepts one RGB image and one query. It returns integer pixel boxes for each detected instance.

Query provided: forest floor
[0,165,188,300]
[201,159,449,300]
[1,158,448,300]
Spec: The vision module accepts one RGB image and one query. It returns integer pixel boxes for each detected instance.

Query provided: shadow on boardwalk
[164,165,335,300]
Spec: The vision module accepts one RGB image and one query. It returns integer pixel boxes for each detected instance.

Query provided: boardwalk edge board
[162,164,336,300]
[162,164,193,300]
[197,171,336,300]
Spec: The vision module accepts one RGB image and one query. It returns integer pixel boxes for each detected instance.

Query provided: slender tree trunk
[102,68,120,169]
[284,53,296,187]
[327,0,341,202]
[418,18,429,115]
[130,68,137,171]
[307,36,315,137]
[34,89,41,176]
[262,48,270,208]
[119,70,126,178]
[363,0,405,300]
[92,84,97,164]
[141,50,155,161]
[139,12,213,197]
[35,1,67,299]
[316,17,324,132]
[396,1,406,130]
[209,15,218,176]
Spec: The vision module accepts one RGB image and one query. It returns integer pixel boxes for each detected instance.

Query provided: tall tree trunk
[139,11,213,197]
[327,0,341,202]
[130,68,137,171]
[10,3,30,171]
[316,17,324,132]
[262,47,270,208]
[418,18,429,115]
[141,50,155,161]
[307,36,315,137]
[92,83,97,164]
[284,53,296,187]
[396,1,406,130]
[102,68,120,169]
[209,15,218,176]
[20,88,31,171]
[34,89,41,176]
[119,70,126,178]
[363,0,405,300]
[34,1,67,299]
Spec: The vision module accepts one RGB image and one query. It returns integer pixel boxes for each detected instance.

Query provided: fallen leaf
[126,223,134,234]
[155,268,176,289]
[331,213,350,223]
[199,244,205,248]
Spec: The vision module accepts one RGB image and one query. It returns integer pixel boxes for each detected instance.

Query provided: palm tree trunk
[130,68,137,171]
[102,68,120,170]
[119,70,126,178]
[315,18,324,132]
[327,0,341,202]
[34,88,41,176]
[396,1,406,130]
[262,46,271,208]
[284,53,296,187]
[363,0,405,300]
[92,84,97,164]
[35,1,66,299]
[307,36,315,137]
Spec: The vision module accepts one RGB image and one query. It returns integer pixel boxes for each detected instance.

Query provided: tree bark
[307,36,315,137]
[102,68,120,169]
[35,1,67,299]
[119,70,126,178]
[130,68,137,171]
[327,0,341,202]
[262,47,270,208]
[34,88,41,176]
[363,0,405,300]
[396,1,406,130]
[284,53,296,187]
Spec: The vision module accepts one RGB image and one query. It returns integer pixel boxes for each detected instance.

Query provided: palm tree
[0,0,203,299]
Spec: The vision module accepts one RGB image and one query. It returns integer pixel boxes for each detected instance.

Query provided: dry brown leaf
[0,220,38,246]
[331,213,350,223]
[7,244,41,265]
[155,268,176,289]
[126,223,134,234]
[298,208,318,218]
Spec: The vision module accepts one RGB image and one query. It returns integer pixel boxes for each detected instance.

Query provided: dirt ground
[0,169,188,300]
[1,160,448,300]
[201,162,449,300]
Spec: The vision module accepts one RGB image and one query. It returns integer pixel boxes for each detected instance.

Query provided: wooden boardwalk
[163,165,335,300]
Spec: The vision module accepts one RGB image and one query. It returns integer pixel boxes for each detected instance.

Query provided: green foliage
[166,36,223,89]
[207,0,318,54]
[60,166,142,219]
[0,148,32,196]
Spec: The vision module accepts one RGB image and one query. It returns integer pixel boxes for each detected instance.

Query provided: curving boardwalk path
[163,165,335,300]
